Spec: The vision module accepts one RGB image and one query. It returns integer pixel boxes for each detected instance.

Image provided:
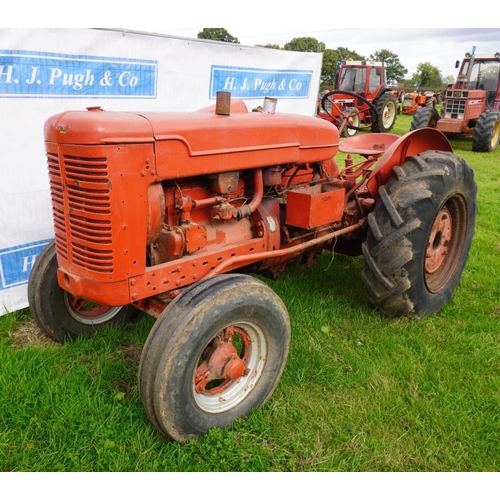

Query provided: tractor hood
[44,101,340,180]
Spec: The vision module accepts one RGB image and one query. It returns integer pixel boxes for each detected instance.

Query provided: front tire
[138,274,291,443]
[472,110,500,152]
[361,151,477,318]
[411,106,440,130]
[342,106,361,137]
[425,97,437,108]
[372,92,398,133]
[28,241,140,342]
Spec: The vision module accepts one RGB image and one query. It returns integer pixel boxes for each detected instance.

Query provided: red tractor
[317,60,399,136]
[29,93,477,443]
[411,50,500,152]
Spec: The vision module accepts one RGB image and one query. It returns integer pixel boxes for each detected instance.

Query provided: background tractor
[29,93,477,443]
[401,89,442,115]
[411,49,500,152]
[317,60,399,136]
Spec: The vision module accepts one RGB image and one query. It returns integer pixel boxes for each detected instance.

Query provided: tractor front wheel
[361,151,477,318]
[472,110,500,152]
[320,90,378,136]
[426,97,437,108]
[138,274,291,443]
[28,241,140,342]
[342,106,361,137]
[410,106,440,130]
[372,93,398,133]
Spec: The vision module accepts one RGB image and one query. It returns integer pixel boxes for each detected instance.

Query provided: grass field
[1,111,499,472]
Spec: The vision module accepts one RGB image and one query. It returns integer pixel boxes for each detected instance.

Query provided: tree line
[196,28,453,92]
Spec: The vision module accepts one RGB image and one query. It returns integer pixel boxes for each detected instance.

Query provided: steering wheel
[320,90,379,135]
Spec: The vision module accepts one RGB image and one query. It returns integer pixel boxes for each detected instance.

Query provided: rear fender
[366,128,453,197]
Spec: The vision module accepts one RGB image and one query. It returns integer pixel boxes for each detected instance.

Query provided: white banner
[0,28,323,315]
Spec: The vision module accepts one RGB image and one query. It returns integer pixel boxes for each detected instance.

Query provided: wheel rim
[425,194,468,293]
[491,120,500,149]
[64,293,124,325]
[383,102,396,128]
[193,320,267,413]
[345,113,360,136]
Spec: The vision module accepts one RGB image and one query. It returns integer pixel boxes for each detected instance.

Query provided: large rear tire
[361,151,477,318]
[138,274,291,442]
[472,110,500,152]
[411,106,440,130]
[28,241,140,342]
[372,92,398,133]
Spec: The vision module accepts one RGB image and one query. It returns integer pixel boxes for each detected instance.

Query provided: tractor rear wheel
[410,106,440,130]
[28,241,140,342]
[361,151,477,318]
[472,110,500,152]
[372,93,398,133]
[138,274,291,443]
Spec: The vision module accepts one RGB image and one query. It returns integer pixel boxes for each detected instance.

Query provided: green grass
[1,112,499,472]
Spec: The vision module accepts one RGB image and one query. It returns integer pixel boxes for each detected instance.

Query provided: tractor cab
[337,60,386,96]
[456,54,500,108]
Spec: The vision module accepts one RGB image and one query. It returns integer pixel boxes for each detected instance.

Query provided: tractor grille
[443,98,467,119]
[47,152,114,273]
[321,98,353,114]
[322,100,332,114]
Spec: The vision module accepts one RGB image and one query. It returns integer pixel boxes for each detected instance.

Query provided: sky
[129,27,500,82]
[7,2,498,81]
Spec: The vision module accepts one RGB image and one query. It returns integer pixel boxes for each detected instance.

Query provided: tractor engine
[44,98,352,313]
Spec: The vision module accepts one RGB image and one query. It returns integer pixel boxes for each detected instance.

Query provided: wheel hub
[194,326,249,395]
[425,208,452,274]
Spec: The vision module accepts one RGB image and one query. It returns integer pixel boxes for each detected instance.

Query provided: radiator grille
[47,152,115,273]
[443,99,466,119]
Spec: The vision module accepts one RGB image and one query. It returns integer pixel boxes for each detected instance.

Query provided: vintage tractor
[317,60,399,136]
[411,50,500,152]
[28,93,477,443]
[401,89,442,115]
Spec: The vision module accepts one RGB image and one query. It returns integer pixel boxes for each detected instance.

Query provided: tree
[443,74,455,86]
[320,47,365,89]
[321,49,339,88]
[283,37,325,53]
[257,44,281,50]
[369,49,407,83]
[335,47,364,64]
[412,62,442,89]
[197,28,239,44]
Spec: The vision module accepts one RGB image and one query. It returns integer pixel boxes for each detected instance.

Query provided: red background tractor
[411,50,500,152]
[317,60,399,136]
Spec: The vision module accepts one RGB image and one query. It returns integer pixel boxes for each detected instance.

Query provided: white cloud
[142,28,499,81]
